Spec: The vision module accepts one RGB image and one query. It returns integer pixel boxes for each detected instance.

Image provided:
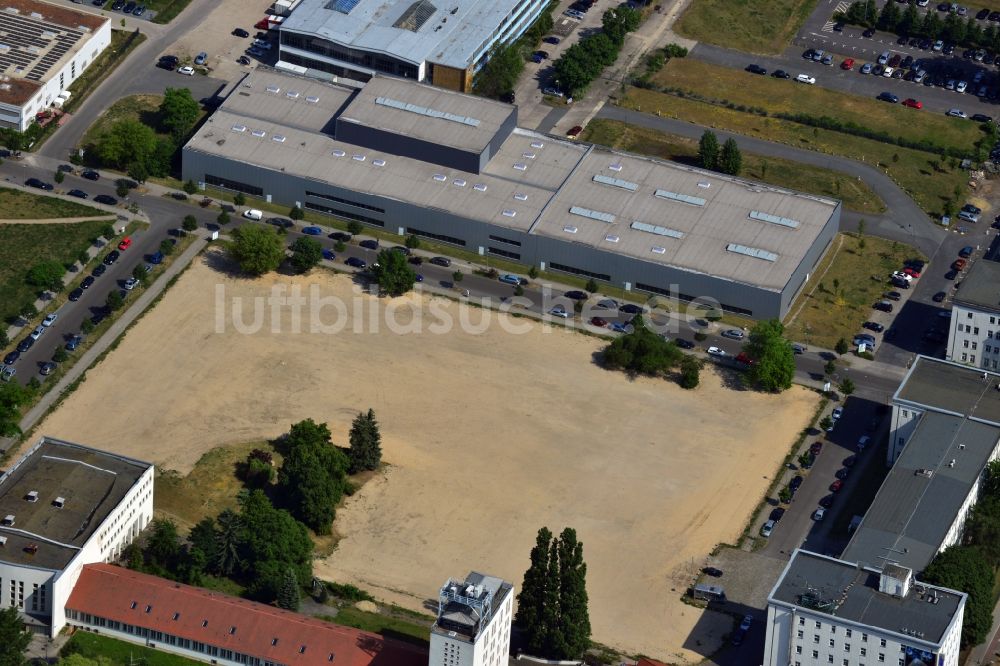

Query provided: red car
[903,267,921,278]
[590,317,608,327]
[117,236,132,251]
[902,98,922,109]
[735,352,755,367]
[840,58,855,70]
[566,125,583,139]
[830,480,844,492]
[953,258,967,271]
[810,441,823,455]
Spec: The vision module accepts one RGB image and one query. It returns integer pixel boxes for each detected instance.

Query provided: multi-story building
[764,550,965,666]
[0,0,110,131]
[277,0,548,92]
[429,572,513,666]
[0,437,153,636]
[182,68,841,319]
[945,259,1000,368]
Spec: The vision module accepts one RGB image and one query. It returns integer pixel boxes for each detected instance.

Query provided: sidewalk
[969,596,1000,665]
[7,233,209,451]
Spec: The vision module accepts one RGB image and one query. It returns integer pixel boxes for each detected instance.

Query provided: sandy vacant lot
[33,253,817,662]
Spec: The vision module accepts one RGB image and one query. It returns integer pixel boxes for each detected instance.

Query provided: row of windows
[205,174,263,197]
[406,227,467,247]
[488,246,520,260]
[961,353,977,364]
[304,202,385,227]
[489,234,521,248]
[634,283,754,317]
[280,33,418,78]
[792,653,897,665]
[306,191,385,214]
[549,262,610,282]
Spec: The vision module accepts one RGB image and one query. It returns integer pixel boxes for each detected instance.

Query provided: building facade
[764,551,965,666]
[429,572,513,666]
[0,0,110,131]
[945,259,1000,368]
[182,70,840,320]
[0,437,153,636]
[278,0,548,91]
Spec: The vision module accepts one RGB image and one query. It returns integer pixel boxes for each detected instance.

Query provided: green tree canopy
[97,119,157,170]
[277,419,350,534]
[0,607,29,666]
[744,319,795,392]
[372,248,416,296]
[698,130,719,171]
[348,408,382,473]
[553,528,591,659]
[237,490,314,601]
[921,545,993,647]
[515,527,553,655]
[718,137,742,175]
[106,289,124,311]
[159,88,201,139]
[602,315,681,376]
[289,236,323,273]
[230,224,286,276]
[146,518,181,569]
[25,260,64,291]
[473,42,523,99]
[277,566,301,610]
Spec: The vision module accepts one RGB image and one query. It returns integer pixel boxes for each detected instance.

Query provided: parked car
[861,62,874,74]
[590,317,608,327]
[194,52,208,65]
[429,256,451,267]
[103,250,120,265]
[549,305,570,318]
[721,329,745,340]
[877,91,899,103]
[675,339,695,349]
[233,28,250,37]
[810,441,823,455]
[707,346,727,357]
[863,321,885,332]
[841,58,855,70]
[884,291,901,301]
[813,508,826,521]
[745,64,767,75]
[933,291,948,302]
[301,226,323,235]
[345,257,366,269]
[499,274,522,286]
[566,125,583,139]
[902,98,923,109]
[67,189,88,198]
[874,301,894,313]
[177,66,195,75]
[65,335,82,351]
[117,236,132,251]
[947,108,968,118]
[68,287,84,301]
[771,69,791,78]
[702,567,723,577]
[25,177,53,190]
[953,258,968,270]
[795,73,816,84]
[360,239,379,250]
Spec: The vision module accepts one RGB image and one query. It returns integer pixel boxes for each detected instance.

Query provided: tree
[516,527,553,655]
[528,265,539,279]
[54,169,64,184]
[25,261,65,291]
[230,224,286,275]
[289,236,323,273]
[53,346,69,363]
[78,249,91,266]
[233,191,246,207]
[127,160,149,184]
[372,248,416,296]
[603,316,682,376]
[188,517,218,573]
[19,303,37,322]
[744,319,795,392]
[585,278,598,293]
[698,130,719,170]
[824,359,837,375]
[159,88,201,139]
[277,419,350,534]
[839,378,855,396]
[552,528,591,659]
[348,409,382,473]
[146,518,180,569]
[983,459,1000,497]
[289,206,305,221]
[182,215,198,232]
[473,42,523,99]
[217,210,230,225]
[97,119,157,170]
[718,138,743,175]
[277,566,301,610]
[106,289,124,311]
[452,270,464,283]
[405,234,420,249]
[102,224,116,240]
[921,545,993,647]
[236,490,314,602]
[214,509,242,576]
[160,239,175,256]
[116,182,130,198]
[819,415,833,432]
[964,495,1000,568]
[0,382,31,437]
[679,355,700,389]
[346,221,363,235]
[0,607,30,666]
[80,318,94,334]
[183,179,199,194]
[835,337,849,355]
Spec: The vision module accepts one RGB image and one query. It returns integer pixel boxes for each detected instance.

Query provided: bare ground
[30,252,818,662]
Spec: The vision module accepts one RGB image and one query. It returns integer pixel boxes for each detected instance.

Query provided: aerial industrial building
[183,69,840,319]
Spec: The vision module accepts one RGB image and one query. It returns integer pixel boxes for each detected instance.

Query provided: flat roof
[339,77,514,154]
[842,411,1000,571]
[280,0,525,70]
[952,259,1000,313]
[432,571,512,643]
[894,355,1000,425]
[0,0,107,106]
[186,71,838,291]
[770,550,965,645]
[223,73,355,134]
[0,437,151,570]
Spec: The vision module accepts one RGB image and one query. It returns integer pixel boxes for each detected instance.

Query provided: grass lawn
[675,0,820,54]
[0,219,110,325]
[62,632,204,666]
[0,188,104,219]
[81,94,165,152]
[582,118,886,213]
[320,608,431,646]
[784,233,922,349]
[649,59,983,155]
[622,88,970,216]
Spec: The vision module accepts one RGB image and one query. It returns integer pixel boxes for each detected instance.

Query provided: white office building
[429,572,513,666]
[0,436,153,636]
[945,259,1000,368]
[764,550,965,666]
[0,0,110,131]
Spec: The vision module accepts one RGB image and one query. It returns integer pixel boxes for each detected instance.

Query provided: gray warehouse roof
[895,355,1000,426]
[339,77,514,153]
[0,437,151,570]
[952,258,1000,314]
[185,70,839,293]
[842,411,1000,571]
[280,0,525,70]
[771,550,964,646]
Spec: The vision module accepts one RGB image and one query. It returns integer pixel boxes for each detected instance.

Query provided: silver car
[721,329,745,340]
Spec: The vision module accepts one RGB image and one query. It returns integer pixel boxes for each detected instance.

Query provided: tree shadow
[201,248,244,277]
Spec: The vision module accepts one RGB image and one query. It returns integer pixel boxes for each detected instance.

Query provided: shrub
[183,179,198,194]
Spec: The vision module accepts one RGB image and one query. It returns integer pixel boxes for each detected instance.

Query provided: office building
[429,572,513,666]
[945,259,1000,368]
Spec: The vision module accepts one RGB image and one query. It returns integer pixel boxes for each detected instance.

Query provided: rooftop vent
[522,152,536,160]
[530,141,544,149]
[272,135,286,143]
[2,515,13,526]
[949,459,956,467]
[433,174,447,182]
[26,491,37,503]
[697,181,711,189]
[250,129,266,138]
[726,243,778,262]
[53,497,64,508]
[286,91,300,99]
[915,468,933,478]
[593,174,638,192]
[372,158,386,167]
[501,209,517,217]
[609,163,623,172]
[265,85,281,94]
[563,225,578,234]
[332,149,346,157]
[392,0,437,32]
[329,0,362,14]
[352,154,366,161]
[231,124,246,133]
[750,210,800,229]
[3,7,16,13]
[453,179,466,187]
[306,96,319,104]
[605,234,620,243]
[513,162,527,171]
[40,30,55,39]
[29,11,41,18]
[632,220,684,239]
[569,206,615,224]
[513,193,528,201]
[374,95,479,127]
[473,183,487,191]
[651,246,666,255]
[654,189,706,207]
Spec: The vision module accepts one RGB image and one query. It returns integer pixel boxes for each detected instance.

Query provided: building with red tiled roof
[635,659,670,666]
[65,564,429,666]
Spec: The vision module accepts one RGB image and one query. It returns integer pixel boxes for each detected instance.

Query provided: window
[973,355,977,363]
[488,246,520,260]
[965,340,970,348]
[797,630,804,639]
[827,656,833,664]
[306,191,385,214]
[304,202,384,227]
[204,174,263,197]
[799,617,805,626]
[814,635,820,644]
[973,342,979,350]
[975,327,980,335]
[796,646,802,654]
[549,262,610,282]
[963,353,969,361]
[862,635,868,643]
[845,629,852,638]
[968,312,974,318]
[844,644,850,651]
[488,234,521,247]
[812,651,819,659]
[880,639,887,647]
[829,639,835,647]
[878,654,885,662]
[405,226,466,247]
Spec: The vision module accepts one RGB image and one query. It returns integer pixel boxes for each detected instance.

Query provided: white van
[243,209,263,220]
[795,73,816,85]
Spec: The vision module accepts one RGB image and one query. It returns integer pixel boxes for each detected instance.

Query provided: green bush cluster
[554,7,643,95]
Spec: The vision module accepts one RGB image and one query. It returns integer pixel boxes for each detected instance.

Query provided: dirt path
[31,254,818,662]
